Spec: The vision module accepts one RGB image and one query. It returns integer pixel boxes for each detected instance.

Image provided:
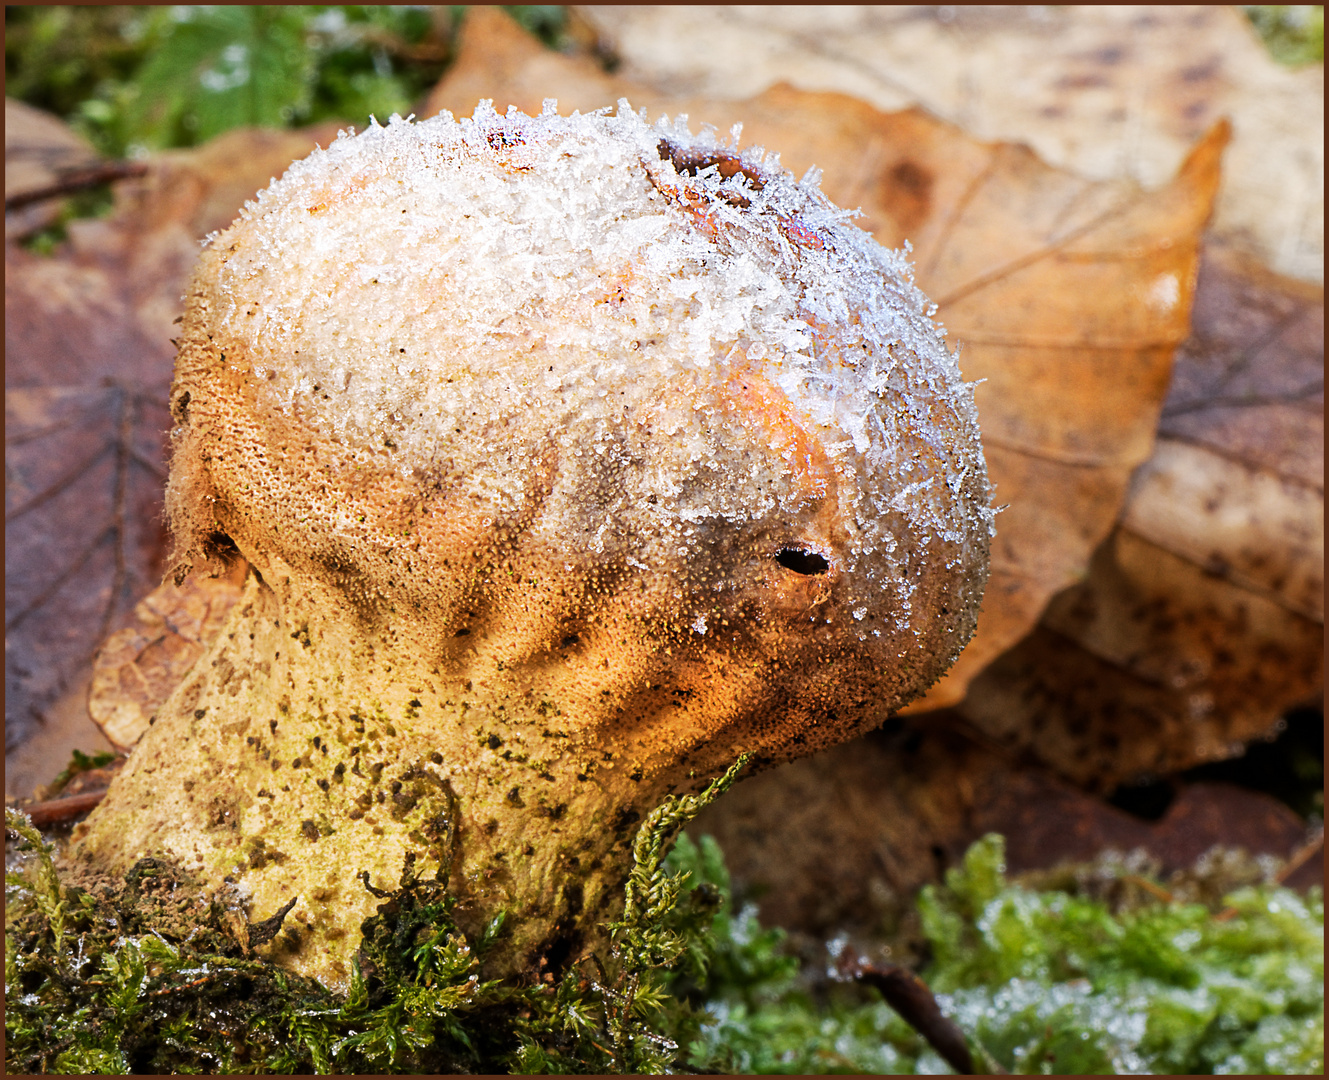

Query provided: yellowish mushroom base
[74,564,698,991]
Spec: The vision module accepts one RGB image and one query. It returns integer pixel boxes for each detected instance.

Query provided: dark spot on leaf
[878,159,934,235]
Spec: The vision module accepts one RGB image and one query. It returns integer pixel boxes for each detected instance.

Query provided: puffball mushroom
[73,101,992,991]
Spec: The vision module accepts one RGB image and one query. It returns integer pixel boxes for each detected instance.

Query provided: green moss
[669,834,1323,1075]
[5,6,468,158]
[1244,5,1325,66]
[7,798,1323,1074]
[914,836,1323,1073]
[4,757,748,1074]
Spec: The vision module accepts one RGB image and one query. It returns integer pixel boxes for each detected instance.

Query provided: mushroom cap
[168,100,992,777]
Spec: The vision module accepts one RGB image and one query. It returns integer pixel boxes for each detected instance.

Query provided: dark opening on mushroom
[657,138,766,191]
[774,546,830,575]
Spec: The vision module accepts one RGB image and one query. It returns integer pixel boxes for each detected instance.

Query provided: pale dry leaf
[88,559,248,751]
[114,123,349,242]
[1125,440,1321,622]
[579,5,1324,283]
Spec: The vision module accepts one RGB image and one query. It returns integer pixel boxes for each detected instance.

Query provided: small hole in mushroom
[774,547,829,575]
[203,530,241,562]
[657,139,765,191]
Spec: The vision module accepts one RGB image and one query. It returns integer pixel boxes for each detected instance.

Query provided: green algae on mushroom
[72,99,993,991]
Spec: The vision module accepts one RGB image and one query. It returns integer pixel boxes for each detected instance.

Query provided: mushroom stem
[77,562,666,988]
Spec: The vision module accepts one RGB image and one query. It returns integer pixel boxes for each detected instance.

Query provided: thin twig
[19,790,108,826]
[1123,874,1175,903]
[4,161,149,210]
[346,25,452,63]
[149,975,216,998]
[1214,827,1325,923]
[840,953,996,1075]
[1277,827,1327,884]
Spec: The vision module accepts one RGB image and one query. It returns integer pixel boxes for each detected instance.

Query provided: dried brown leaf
[954,246,1323,787]
[692,726,1320,942]
[4,109,340,765]
[1157,243,1324,489]
[5,378,170,750]
[88,559,248,751]
[4,96,103,239]
[4,97,102,199]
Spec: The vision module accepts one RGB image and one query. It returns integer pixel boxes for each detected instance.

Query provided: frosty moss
[12,801,1321,1074]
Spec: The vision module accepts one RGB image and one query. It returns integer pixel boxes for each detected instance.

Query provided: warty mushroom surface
[73,100,994,990]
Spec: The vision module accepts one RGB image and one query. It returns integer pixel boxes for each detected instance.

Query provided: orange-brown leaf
[954,245,1323,788]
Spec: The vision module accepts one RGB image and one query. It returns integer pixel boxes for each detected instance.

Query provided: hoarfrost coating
[207,99,991,635]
